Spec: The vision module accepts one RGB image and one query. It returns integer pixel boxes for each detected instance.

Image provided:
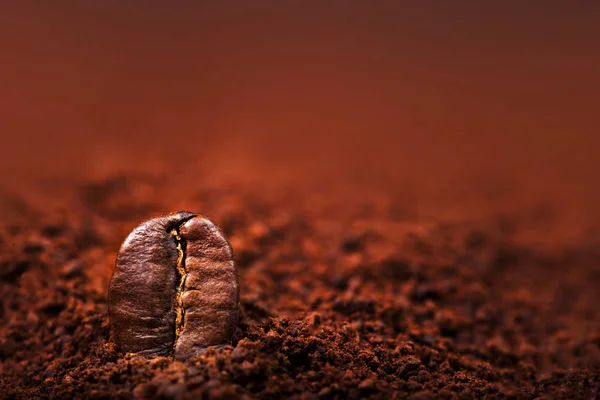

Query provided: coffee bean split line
[170,227,186,342]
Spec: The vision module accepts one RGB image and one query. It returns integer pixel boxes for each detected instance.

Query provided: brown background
[2,4,600,398]
[1,1,598,228]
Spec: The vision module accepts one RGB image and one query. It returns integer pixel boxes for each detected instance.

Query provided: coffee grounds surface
[1,173,600,399]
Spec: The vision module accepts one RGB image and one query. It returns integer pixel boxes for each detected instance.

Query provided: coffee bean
[108,211,239,359]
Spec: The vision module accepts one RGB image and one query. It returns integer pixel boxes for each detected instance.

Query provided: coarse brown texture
[1,171,600,399]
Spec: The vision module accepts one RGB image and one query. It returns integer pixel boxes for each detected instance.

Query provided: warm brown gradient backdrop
[1,2,598,227]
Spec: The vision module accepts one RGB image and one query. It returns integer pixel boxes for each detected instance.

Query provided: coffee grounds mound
[1,173,600,399]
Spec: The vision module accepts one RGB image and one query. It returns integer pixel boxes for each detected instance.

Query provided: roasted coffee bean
[108,211,239,359]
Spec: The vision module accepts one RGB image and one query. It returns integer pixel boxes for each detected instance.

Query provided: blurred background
[0,1,598,231]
